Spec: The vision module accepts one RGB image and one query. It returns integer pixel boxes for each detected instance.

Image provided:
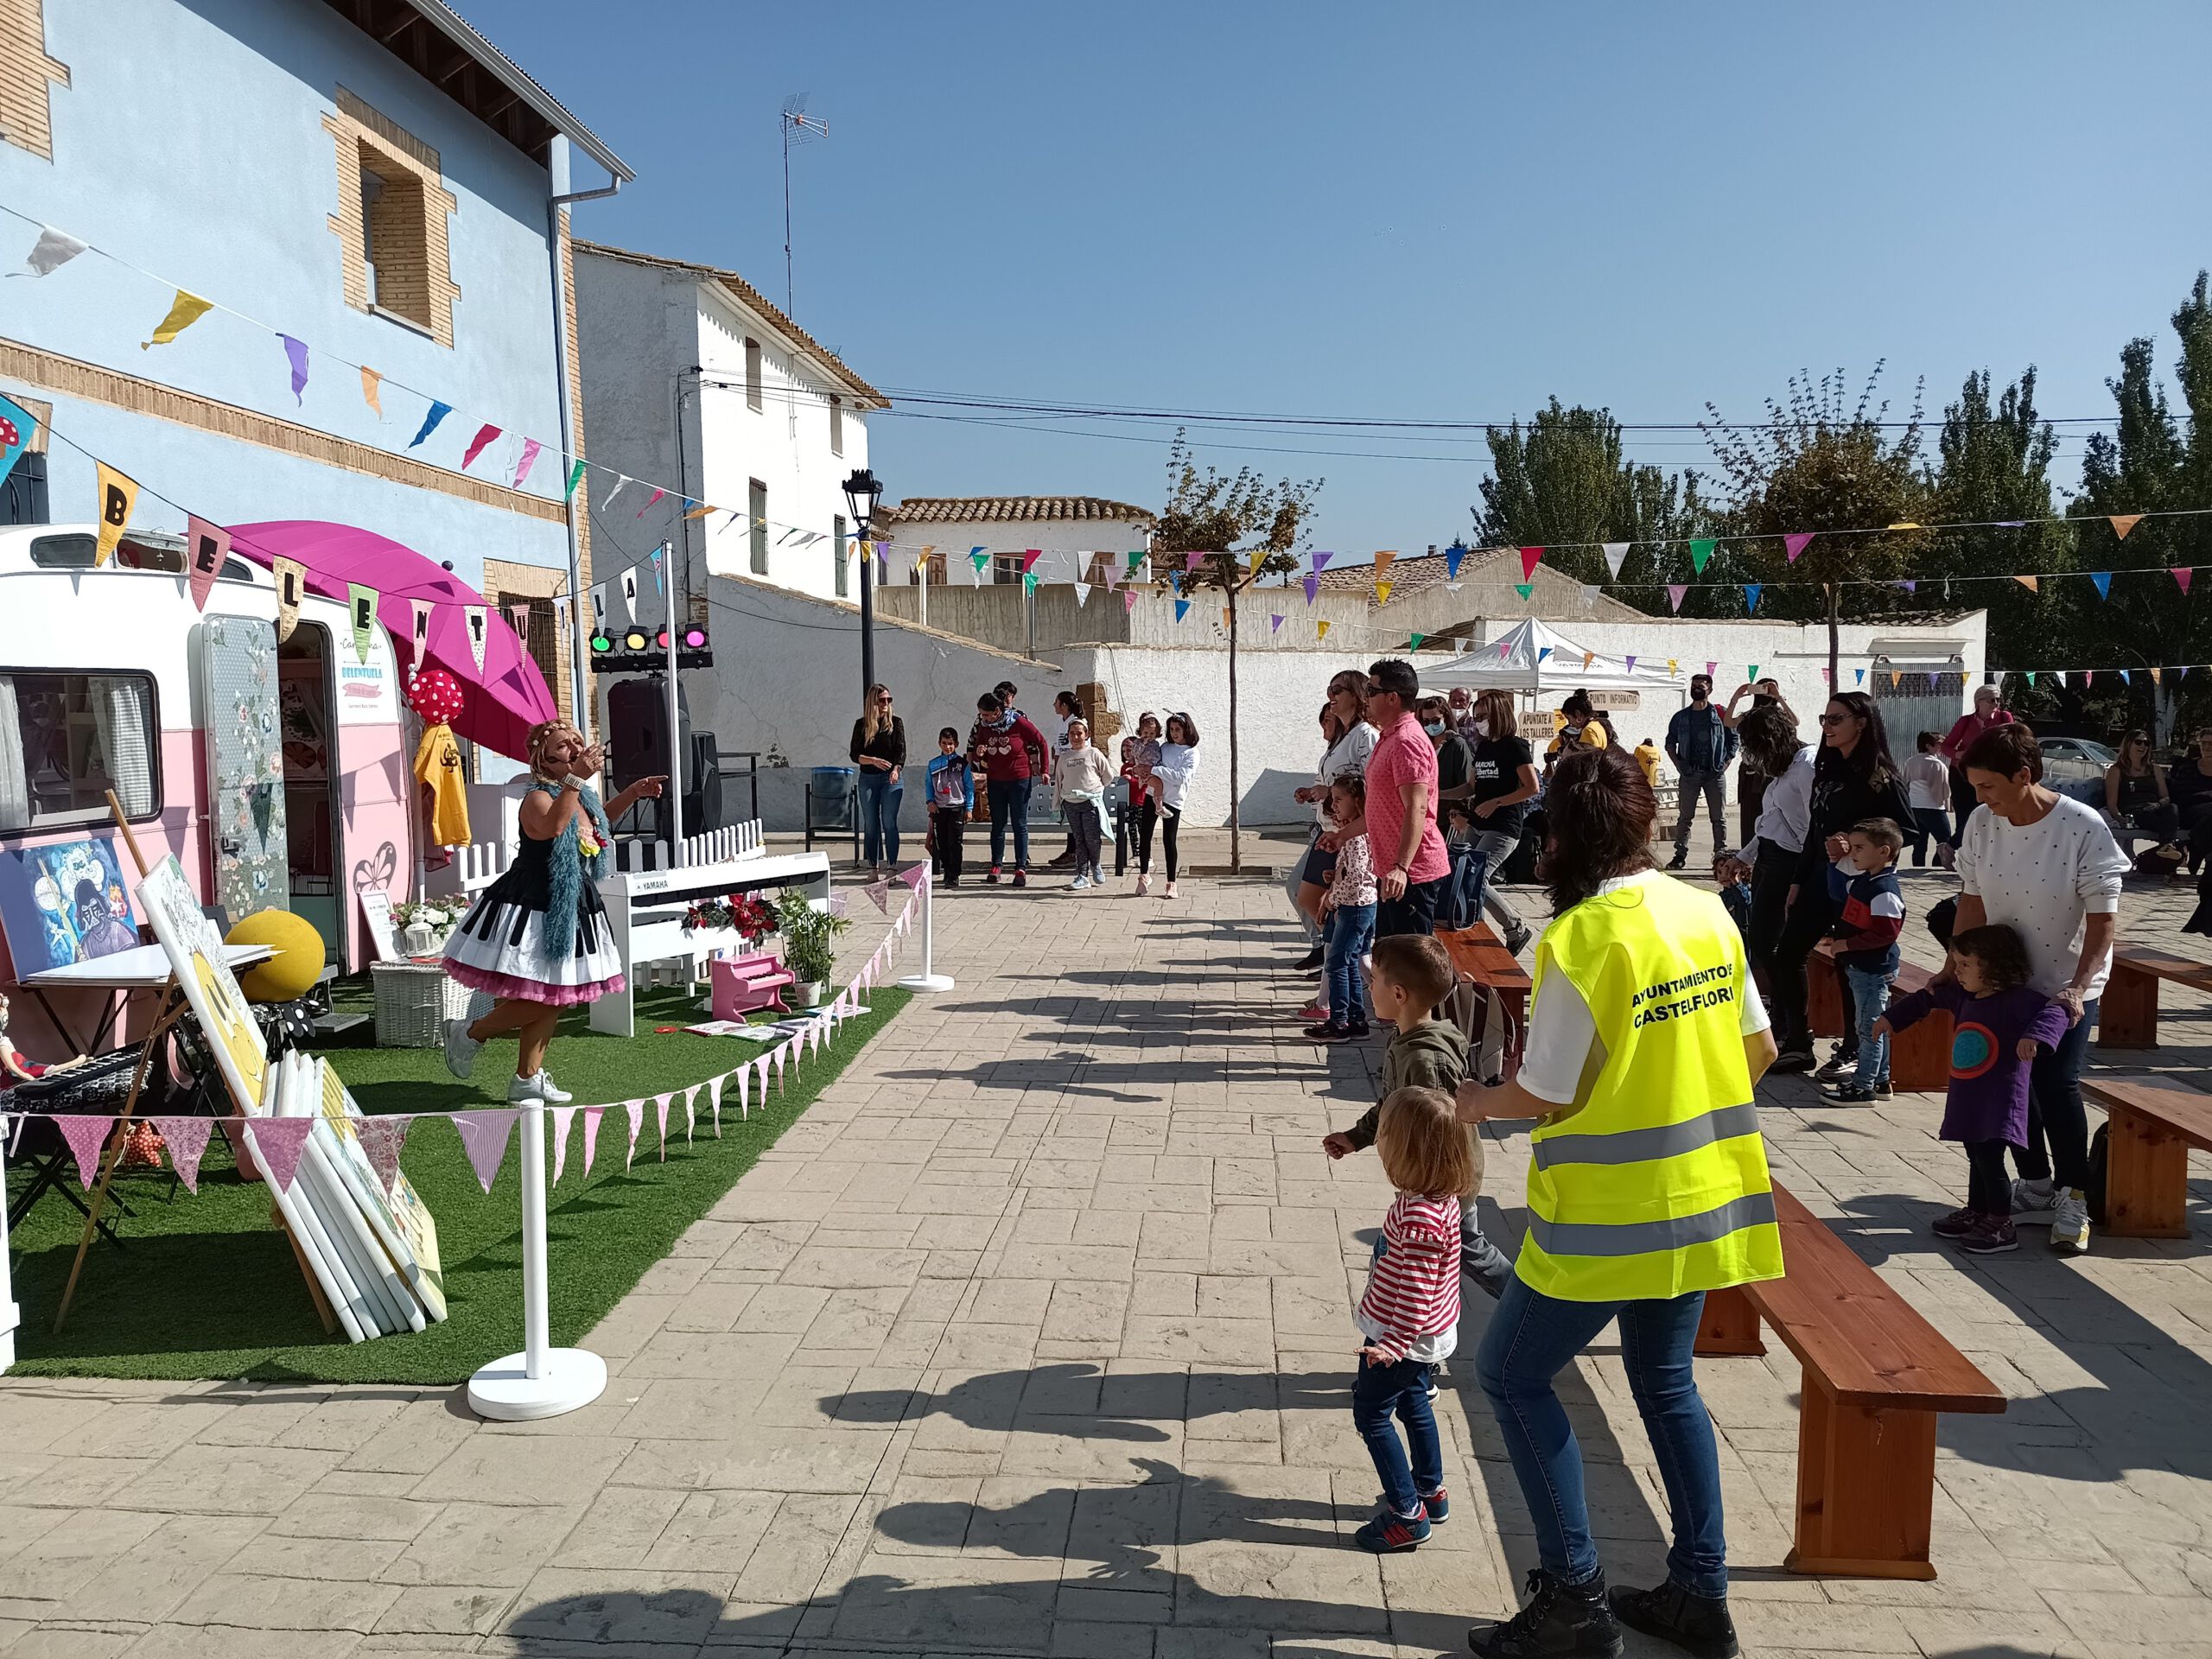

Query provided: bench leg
[1888,1011,1953,1094]
[1786,1372,1938,1580]
[2096,965,2158,1050]
[1694,1286,1765,1357]
[2104,1106,2193,1239]
[1808,952,1843,1039]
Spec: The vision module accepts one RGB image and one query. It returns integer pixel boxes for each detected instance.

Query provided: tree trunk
[1227,578,1242,875]
[1826,582,1840,692]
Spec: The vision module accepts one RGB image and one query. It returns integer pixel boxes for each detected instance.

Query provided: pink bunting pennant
[582,1105,604,1177]
[731,1067,748,1121]
[865,880,890,913]
[150,1116,214,1194]
[1783,532,1815,563]
[185,515,231,613]
[683,1086,697,1145]
[1184,550,1205,572]
[899,863,927,889]
[56,1115,115,1189]
[452,1110,516,1194]
[550,1104,575,1185]
[635,486,666,518]
[1123,590,1137,614]
[653,1093,672,1160]
[353,1115,410,1194]
[1705,660,1717,677]
[709,1072,727,1134]
[244,1116,315,1195]
[754,1056,772,1100]
[460,423,501,470]
[1666,584,1688,613]
[2175,568,2195,595]
[624,1100,644,1169]
[512,437,542,488]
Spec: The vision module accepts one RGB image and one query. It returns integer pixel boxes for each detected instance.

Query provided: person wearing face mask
[1462,688,1537,956]
[1418,696,1475,830]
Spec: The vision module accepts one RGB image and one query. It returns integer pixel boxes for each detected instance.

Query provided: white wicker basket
[372,959,472,1047]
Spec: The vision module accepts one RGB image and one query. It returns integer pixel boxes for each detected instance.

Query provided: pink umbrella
[227,520,559,761]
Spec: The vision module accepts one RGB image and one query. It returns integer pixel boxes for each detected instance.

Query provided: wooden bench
[2081,1075,2212,1238]
[1694,1180,2005,1580]
[2097,945,2212,1051]
[1435,923,1533,1083]
[1808,950,1948,1092]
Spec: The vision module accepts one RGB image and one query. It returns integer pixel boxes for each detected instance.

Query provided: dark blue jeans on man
[1376,874,1446,939]
[857,770,902,866]
[987,774,1033,872]
[1352,1354,1442,1518]
[1476,1276,1729,1599]
[2013,999,2098,1190]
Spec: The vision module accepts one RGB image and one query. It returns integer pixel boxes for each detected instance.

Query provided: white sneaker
[506,1071,545,1102]
[1164,880,1179,899]
[1136,874,1151,896]
[2050,1189,2091,1255]
[2010,1178,2060,1225]
[533,1070,574,1104]
[1071,873,1093,891]
[444,1017,483,1080]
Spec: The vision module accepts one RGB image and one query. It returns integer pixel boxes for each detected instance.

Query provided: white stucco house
[572,241,888,609]
[875,496,1156,588]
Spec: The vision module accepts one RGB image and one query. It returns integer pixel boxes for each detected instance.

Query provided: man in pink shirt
[1363,658,1453,937]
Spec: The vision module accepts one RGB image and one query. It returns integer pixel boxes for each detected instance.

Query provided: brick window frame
[323,88,461,348]
[0,0,69,161]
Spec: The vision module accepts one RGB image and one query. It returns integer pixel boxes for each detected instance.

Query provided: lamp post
[843,467,883,701]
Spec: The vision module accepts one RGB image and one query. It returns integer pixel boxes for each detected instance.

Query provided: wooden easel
[49,795,336,1337]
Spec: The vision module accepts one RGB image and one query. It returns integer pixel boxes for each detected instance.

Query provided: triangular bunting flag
[969,546,988,580]
[1374,550,1398,575]
[624,1100,644,1169]
[462,605,488,673]
[1174,599,1191,622]
[1072,582,1090,607]
[1666,584,1688,613]
[2015,575,2039,592]
[1855,669,1866,684]
[93,462,138,568]
[1688,538,1716,574]
[2089,571,2112,600]
[635,486,666,518]
[1704,659,1718,677]
[2110,514,2142,541]
[453,1110,516,1194]
[1513,583,1533,602]
[2173,568,2194,594]
[550,1104,575,1185]
[185,515,230,613]
[898,863,928,889]
[1127,549,1147,571]
[712,1072,729,1132]
[243,1116,314,1194]
[513,438,543,489]
[1783,532,1815,563]
[281,335,309,404]
[1891,671,1904,689]
[348,583,378,666]
[461,423,501,470]
[150,1116,215,1195]
[1317,620,1331,640]
[1446,543,1468,579]
[2119,669,2133,685]
[22,224,86,276]
[1270,613,1284,633]
[1624,656,1637,672]
[1184,550,1205,573]
[654,1093,672,1160]
[867,880,890,912]
[271,554,305,641]
[1021,549,1042,574]
[1897,580,1918,594]
[2149,667,2163,685]
[2025,671,2037,687]
[1123,589,1138,614]
[683,1085,697,1144]
[1743,583,1762,614]
[601,475,630,512]
[56,1115,114,1189]
[1022,572,1038,597]
[581,1105,603,1177]
[1748,664,1760,681]
[143,289,213,348]
[1582,651,1594,670]
[1601,542,1630,580]
[564,459,588,500]
[1312,550,1334,572]
[408,401,453,449]
[1301,575,1319,604]
[1408,633,1426,650]
[620,566,639,622]
[1518,547,1542,582]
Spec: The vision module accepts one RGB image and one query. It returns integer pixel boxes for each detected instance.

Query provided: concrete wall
[872,518,1153,588]
[1,0,577,591]
[876,581,1373,653]
[572,251,692,603]
[669,568,1069,835]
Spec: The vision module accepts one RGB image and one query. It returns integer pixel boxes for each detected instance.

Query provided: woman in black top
[1462,687,1538,953]
[2171,727,2212,875]
[1768,692,1913,1072]
[2103,729,2181,857]
[849,682,908,877]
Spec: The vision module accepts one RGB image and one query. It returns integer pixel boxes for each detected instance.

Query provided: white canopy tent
[1420,618,1688,698]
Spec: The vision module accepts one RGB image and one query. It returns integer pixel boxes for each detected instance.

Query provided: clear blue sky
[474,0,2212,555]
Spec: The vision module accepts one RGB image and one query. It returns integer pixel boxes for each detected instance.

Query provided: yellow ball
[226,908,327,1002]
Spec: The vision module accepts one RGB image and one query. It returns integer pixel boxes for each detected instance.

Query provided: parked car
[2037,735,2116,804]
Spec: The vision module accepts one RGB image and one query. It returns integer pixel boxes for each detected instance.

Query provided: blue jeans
[1476,1275,1728,1599]
[988,774,1033,870]
[2015,997,2098,1189]
[857,770,902,866]
[1844,953,1896,1088]
[1325,902,1376,1023]
[1352,1355,1441,1516]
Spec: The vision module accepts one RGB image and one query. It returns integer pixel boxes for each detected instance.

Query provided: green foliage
[1476,399,1715,588]
[1154,429,1322,589]
[776,886,850,984]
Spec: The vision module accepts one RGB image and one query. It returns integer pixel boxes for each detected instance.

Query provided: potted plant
[773,887,848,1008]
[391,899,456,957]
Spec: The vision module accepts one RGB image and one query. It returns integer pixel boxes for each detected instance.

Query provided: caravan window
[0,671,161,830]
[27,533,248,580]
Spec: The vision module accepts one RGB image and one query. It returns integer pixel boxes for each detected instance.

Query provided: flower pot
[793,979,827,1009]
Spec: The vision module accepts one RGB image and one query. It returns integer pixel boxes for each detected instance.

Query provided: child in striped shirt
[1351,1085,1474,1554]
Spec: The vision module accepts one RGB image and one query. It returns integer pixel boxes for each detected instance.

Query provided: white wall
[874,518,1152,588]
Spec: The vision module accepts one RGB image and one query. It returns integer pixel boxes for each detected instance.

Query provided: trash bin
[805,766,859,857]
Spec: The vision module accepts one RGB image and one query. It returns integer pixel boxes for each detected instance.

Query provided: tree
[1154,430,1322,873]
[1476,400,1715,594]
[1702,365,1931,683]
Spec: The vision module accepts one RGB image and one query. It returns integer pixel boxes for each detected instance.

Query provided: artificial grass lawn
[7,983,907,1384]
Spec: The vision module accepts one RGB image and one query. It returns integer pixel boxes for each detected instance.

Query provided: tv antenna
[780,97,829,317]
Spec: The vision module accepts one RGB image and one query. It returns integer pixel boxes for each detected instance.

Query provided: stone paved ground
[3,827,2211,1659]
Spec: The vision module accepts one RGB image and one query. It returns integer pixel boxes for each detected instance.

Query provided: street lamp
[842,467,883,699]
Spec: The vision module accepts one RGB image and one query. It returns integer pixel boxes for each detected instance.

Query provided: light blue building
[0,0,630,721]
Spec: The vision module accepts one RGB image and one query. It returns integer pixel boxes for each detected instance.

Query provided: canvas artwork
[0,836,141,974]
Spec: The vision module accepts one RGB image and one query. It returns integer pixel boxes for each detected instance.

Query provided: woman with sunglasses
[2102,728,2182,864]
[849,683,907,879]
[1768,692,1914,1076]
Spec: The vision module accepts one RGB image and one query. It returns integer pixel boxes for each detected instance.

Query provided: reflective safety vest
[1517,872,1783,1302]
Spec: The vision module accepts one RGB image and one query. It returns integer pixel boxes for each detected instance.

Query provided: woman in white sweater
[1147,713,1201,899]
[1052,718,1117,890]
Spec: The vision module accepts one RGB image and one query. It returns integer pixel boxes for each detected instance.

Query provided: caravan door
[200,614,291,925]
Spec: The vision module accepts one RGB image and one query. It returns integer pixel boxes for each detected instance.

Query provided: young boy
[925,728,974,887]
[1320,934,1512,1299]
[1823,817,1906,1102]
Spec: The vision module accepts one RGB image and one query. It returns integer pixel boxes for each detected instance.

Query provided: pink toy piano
[709,952,797,1020]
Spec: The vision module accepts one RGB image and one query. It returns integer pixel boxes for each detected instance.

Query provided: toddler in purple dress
[1877,923,2069,1255]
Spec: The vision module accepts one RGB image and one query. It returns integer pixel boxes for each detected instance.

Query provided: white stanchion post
[467,1101,607,1421]
[899,869,955,993]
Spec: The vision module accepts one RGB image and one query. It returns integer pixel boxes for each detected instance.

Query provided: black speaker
[683,732,722,835]
[606,678,690,794]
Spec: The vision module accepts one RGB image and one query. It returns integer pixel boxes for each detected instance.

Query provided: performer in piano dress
[442,720,665,1102]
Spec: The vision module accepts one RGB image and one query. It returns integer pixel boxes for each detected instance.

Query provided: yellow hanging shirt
[412,721,471,847]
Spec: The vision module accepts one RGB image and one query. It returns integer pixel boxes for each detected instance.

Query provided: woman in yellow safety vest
[1459,744,1781,1659]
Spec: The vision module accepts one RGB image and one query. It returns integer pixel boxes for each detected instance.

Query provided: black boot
[1468,1568,1622,1659]
[1293,944,1325,971]
[1609,1580,1738,1659]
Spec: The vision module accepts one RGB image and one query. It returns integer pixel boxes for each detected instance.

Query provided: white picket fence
[453,820,766,898]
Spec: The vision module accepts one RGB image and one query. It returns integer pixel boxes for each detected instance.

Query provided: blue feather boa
[528,780,612,962]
